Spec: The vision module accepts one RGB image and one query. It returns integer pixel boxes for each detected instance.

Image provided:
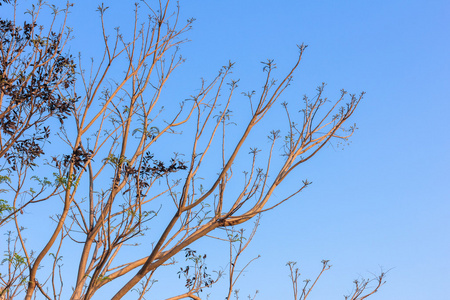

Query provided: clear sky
[174,2,450,299]
[5,0,450,299]
[161,1,450,299]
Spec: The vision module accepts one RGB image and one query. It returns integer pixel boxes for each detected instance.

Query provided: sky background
[172,2,450,299]
[64,0,450,299]
[4,0,449,299]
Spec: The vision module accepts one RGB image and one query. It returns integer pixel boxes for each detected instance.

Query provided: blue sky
[170,1,450,299]
[65,0,450,298]
[154,1,450,298]
[4,0,449,299]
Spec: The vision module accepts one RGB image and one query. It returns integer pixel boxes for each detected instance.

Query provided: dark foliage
[178,248,215,292]
[126,152,187,198]
[62,147,94,173]
[0,17,76,169]
[140,152,187,178]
